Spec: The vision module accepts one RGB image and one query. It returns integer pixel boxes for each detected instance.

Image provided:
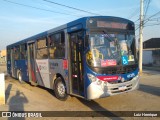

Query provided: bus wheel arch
[53,74,68,101]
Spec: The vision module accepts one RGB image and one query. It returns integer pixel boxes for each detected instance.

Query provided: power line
[133,0,150,31]
[135,10,160,31]
[43,0,102,16]
[135,18,140,23]
[135,20,160,31]
[128,0,149,19]
[144,22,160,27]
[3,0,81,17]
[144,10,160,22]
[143,0,148,16]
[148,17,160,21]
[136,22,160,38]
[128,8,139,19]
[142,10,160,27]
[144,0,151,19]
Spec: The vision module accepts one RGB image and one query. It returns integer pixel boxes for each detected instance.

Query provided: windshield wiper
[102,30,114,42]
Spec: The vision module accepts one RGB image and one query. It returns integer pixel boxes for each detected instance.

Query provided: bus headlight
[97,80,102,85]
[87,74,96,82]
[87,74,102,85]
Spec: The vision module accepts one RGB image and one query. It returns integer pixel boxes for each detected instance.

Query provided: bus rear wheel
[54,77,68,101]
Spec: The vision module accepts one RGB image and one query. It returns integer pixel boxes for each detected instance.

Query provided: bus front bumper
[87,75,140,100]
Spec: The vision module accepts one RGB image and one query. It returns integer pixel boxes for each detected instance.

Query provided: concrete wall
[143,50,153,65]
[143,49,160,66]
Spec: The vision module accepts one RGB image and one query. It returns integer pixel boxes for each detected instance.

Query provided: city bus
[7,16,139,100]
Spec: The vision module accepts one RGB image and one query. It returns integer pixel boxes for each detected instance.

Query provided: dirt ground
[0,65,160,120]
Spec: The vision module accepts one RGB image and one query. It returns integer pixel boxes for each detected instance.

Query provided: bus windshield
[86,32,137,67]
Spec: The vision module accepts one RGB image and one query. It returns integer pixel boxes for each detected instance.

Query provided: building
[0,49,6,64]
[143,38,160,66]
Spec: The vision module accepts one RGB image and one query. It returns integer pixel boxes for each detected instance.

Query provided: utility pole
[139,0,144,74]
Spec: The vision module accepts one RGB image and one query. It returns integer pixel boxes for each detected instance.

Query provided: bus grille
[108,78,132,84]
[90,64,138,75]
[109,84,132,94]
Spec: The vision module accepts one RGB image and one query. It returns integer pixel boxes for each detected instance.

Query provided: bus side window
[7,48,11,61]
[49,32,65,59]
[36,37,48,59]
[14,46,20,60]
[20,44,27,60]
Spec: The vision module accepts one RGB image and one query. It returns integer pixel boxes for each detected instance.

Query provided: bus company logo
[127,73,135,78]
[2,112,11,117]
[2,112,42,118]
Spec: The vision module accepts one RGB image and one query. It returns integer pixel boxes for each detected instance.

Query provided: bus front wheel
[54,77,68,101]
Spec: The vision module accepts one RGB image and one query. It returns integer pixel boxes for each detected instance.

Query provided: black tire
[54,77,68,101]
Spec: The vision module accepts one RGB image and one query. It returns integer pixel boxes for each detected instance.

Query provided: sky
[0,0,160,50]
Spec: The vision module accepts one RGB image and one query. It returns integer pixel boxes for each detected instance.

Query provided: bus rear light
[96,76,119,82]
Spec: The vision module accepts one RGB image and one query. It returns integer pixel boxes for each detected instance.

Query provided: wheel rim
[57,82,66,97]
[19,73,22,82]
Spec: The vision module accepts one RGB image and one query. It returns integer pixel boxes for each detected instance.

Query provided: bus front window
[86,32,136,67]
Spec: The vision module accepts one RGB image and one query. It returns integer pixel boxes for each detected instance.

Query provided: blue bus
[7,16,139,100]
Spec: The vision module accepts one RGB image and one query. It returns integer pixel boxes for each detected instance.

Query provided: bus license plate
[118,86,127,91]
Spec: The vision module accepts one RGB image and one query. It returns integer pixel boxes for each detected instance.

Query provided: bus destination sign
[97,21,127,29]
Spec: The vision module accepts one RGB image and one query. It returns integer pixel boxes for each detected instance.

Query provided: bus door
[69,31,84,96]
[11,48,16,77]
[27,42,37,85]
